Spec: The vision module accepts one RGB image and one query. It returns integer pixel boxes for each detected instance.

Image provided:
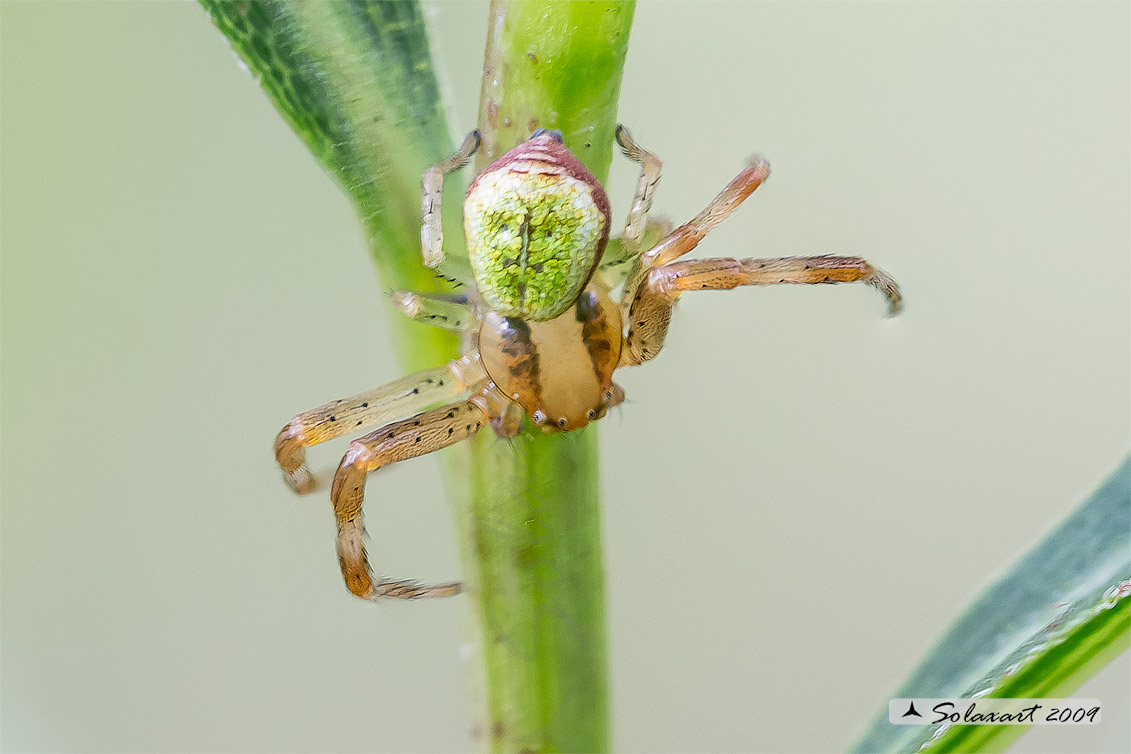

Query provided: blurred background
[2,2,1128,752]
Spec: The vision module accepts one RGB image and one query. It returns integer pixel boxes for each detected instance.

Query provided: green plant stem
[452,4,636,752]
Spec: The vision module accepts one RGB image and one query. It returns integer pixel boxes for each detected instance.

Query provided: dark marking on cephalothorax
[576,287,621,389]
[497,316,542,406]
[574,289,599,323]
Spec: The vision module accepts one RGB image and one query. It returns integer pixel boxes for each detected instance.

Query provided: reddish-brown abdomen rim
[467,134,611,227]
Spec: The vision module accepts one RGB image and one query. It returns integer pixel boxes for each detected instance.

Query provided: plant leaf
[850,457,1131,754]
[199,0,463,371]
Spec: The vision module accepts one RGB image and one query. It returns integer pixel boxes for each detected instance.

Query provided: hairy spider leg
[608,126,665,296]
[274,355,484,494]
[330,385,499,599]
[490,400,525,439]
[648,156,772,267]
[622,256,902,366]
[615,124,663,250]
[618,156,771,318]
[421,130,480,276]
[392,290,475,331]
[594,218,671,291]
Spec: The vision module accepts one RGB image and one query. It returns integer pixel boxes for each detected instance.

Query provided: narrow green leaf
[850,457,1131,754]
[200,0,464,372]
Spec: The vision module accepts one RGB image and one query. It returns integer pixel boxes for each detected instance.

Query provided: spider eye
[557,418,567,427]
[587,409,597,420]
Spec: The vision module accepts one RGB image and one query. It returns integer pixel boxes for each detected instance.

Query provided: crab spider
[274,126,902,601]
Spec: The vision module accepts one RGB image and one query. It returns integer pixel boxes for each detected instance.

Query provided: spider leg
[596,218,673,289]
[330,384,497,600]
[647,156,772,267]
[274,355,484,494]
[621,255,902,366]
[621,156,771,310]
[615,125,663,250]
[489,400,525,439]
[391,290,474,331]
[421,130,480,279]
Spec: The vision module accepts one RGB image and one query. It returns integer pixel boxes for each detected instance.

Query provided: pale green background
[1,1,1128,752]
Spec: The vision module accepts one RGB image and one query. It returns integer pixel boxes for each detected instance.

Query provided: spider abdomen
[464,134,611,322]
[479,284,622,432]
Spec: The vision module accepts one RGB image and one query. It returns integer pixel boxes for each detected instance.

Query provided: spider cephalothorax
[275,126,902,601]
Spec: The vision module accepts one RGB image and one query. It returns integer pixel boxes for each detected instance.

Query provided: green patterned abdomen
[465,165,605,321]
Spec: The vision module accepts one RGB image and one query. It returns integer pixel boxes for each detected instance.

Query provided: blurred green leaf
[200,0,464,371]
[850,457,1131,754]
